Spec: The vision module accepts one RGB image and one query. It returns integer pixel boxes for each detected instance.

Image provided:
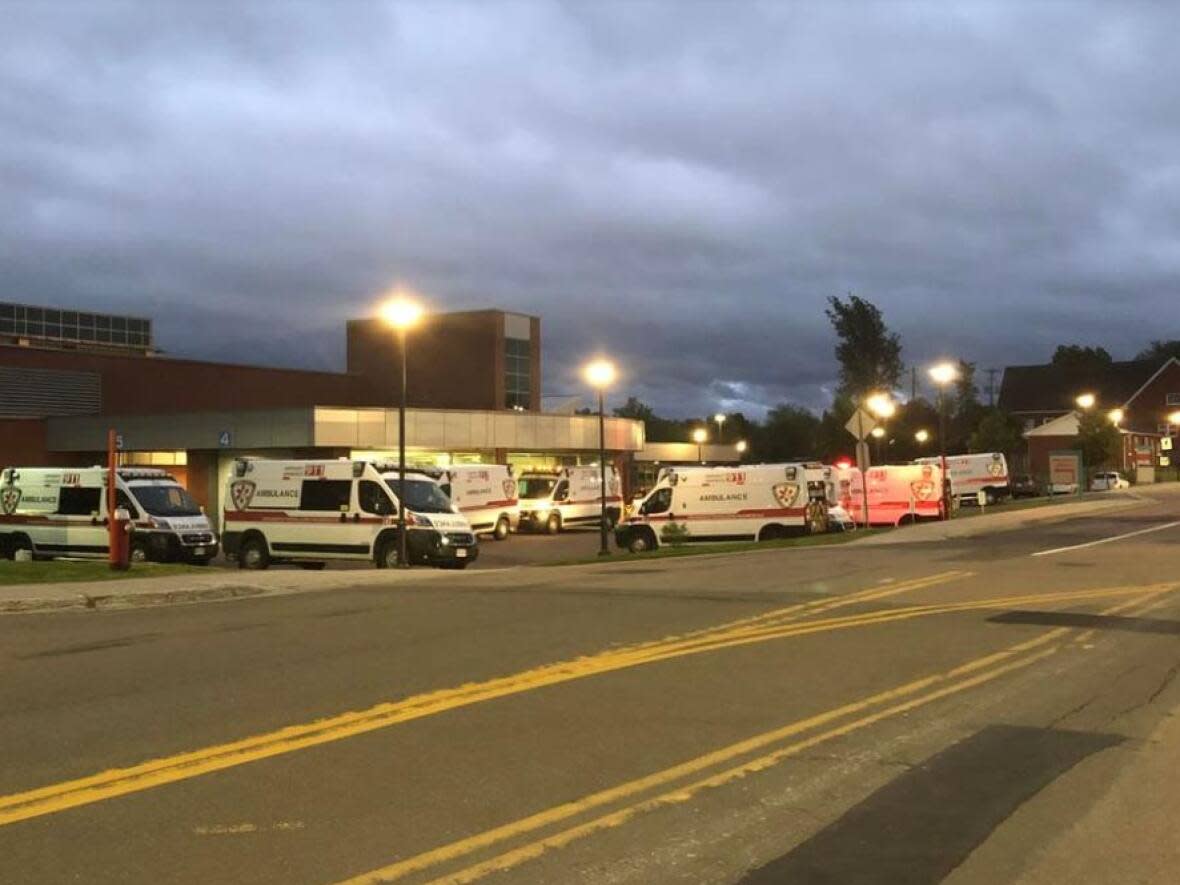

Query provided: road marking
[340,589,1168,885]
[0,575,1162,829]
[1031,520,1180,557]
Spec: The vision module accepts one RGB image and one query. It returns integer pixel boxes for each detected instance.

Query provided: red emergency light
[833,457,854,470]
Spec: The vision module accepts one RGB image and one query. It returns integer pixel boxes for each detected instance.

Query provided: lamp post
[584,358,617,557]
[915,428,930,445]
[871,426,886,463]
[929,362,959,519]
[735,439,748,460]
[692,427,708,463]
[380,295,424,568]
[1107,408,1124,426]
[865,392,896,467]
[1075,392,1096,411]
[713,413,727,444]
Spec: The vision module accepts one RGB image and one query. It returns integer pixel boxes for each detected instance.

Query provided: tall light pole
[713,413,726,444]
[915,428,930,445]
[929,362,959,519]
[584,358,617,557]
[735,439,748,461]
[1075,392,1096,411]
[692,427,708,463]
[871,426,886,463]
[865,392,896,467]
[380,295,424,568]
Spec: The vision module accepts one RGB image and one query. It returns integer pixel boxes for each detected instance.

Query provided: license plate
[455,548,468,558]
[193,547,206,556]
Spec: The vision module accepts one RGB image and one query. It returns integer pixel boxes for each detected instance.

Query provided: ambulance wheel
[9,533,33,561]
[758,524,785,542]
[239,535,270,570]
[545,513,562,535]
[130,540,150,564]
[627,531,653,554]
[805,502,829,535]
[984,489,997,506]
[493,516,511,540]
[376,539,401,569]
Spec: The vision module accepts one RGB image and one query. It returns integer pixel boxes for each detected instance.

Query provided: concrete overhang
[46,406,646,454]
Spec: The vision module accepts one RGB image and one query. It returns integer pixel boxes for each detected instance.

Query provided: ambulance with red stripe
[614,463,835,553]
[222,459,477,569]
[435,464,519,540]
[0,466,217,563]
[516,465,623,534]
[914,452,1009,505]
[836,463,946,526]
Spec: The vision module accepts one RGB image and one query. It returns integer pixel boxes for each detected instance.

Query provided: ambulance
[614,463,836,553]
[516,465,623,534]
[914,452,1009,505]
[0,466,217,563]
[221,459,478,569]
[435,464,519,540]
[836,463,946,526]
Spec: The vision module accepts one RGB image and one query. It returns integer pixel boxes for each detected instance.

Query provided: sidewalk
[850,489,1160,546]
[0,565,473,614]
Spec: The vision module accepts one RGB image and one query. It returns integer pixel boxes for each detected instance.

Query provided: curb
[0,584,268,614]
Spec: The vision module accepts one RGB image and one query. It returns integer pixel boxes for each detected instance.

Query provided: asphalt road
[3,488,1180,884]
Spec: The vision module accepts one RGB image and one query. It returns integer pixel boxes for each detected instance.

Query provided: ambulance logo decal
[987,460,1005,477]
[0,487,20,515]
[502,479,517,500]
[229,480,256,511]
[910,480,936,501]
[771,483,800,508]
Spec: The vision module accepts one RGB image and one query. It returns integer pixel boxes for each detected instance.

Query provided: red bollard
[110,506,131,571]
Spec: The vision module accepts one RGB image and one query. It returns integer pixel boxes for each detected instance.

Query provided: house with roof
[998,357,1180,477]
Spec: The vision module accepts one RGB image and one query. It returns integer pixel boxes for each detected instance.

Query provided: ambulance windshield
[385,478,454,514]
[131,484,203,517]
[518,477,556,499]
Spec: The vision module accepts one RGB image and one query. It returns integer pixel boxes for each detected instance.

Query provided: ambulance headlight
[415,515,434,527]
[149,517,171,530]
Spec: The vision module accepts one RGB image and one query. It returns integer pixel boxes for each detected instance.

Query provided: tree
[613,396,656,423]
[754,404,820,462]
[815,393,856,461]
[1051,345,1112,374]
[825,294,904,398]
[968,408,1023,455]
[1074,410,1122,471]
[950,360,985,451]
[1135,340,1180,362]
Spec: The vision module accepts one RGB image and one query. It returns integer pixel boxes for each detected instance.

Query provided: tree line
[616,295,1180,468]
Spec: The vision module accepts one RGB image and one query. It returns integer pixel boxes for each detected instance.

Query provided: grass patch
[950,491,1119,520]
[542,528,890,567]
[0,560,208,586]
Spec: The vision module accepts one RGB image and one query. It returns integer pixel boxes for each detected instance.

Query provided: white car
[1090,471,1131,491]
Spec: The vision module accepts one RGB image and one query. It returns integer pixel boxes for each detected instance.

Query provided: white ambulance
[222,459,478,569]
[0,466,217,563]
[836,463,946,527]
[435,464,519,540]
[914,452,1009,505]
[614,463,836,553]
[516,465,623,534]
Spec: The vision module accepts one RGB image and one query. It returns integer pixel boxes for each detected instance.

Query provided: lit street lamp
[1108,408,1124,426]
[928,361,959,519]
[1169,410,1180,427]
[584,359,617,557]
[915,428,930,444]
[865,392,896,420]
[1075,392,1096,410]
[871,425,886,462]
[380,294,425,568]
[713,413,727,444]
[692,427,708,463]
[735,439,748,458]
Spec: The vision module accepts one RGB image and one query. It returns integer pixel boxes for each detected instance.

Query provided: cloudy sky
[4,1,1180,417]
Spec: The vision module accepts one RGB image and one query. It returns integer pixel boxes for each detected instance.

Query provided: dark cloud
[4,1,1180,418]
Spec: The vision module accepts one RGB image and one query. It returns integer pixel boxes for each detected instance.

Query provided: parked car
[1009,474,1042,499]
[1090,471,1131,491]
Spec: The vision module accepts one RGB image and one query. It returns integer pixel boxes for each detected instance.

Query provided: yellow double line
[338,587,1175,885]
[0,571,966,828]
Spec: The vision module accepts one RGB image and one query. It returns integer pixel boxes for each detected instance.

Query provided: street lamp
[379,294,424,568]
[692,427,708,463]
[583,359,617,557]
[915,428,930,444]
[928,361,959,519]
[1108,408,1124,426]
[1075,392,1096,410]
[713,412,727,444]
[870,425,886,463]
[1170,410,1180,427]
[735,439,748,458]
[865,392,896,420]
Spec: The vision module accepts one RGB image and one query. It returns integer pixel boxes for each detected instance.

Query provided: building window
[1167,393,1180,406]
[505,337,531,409]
